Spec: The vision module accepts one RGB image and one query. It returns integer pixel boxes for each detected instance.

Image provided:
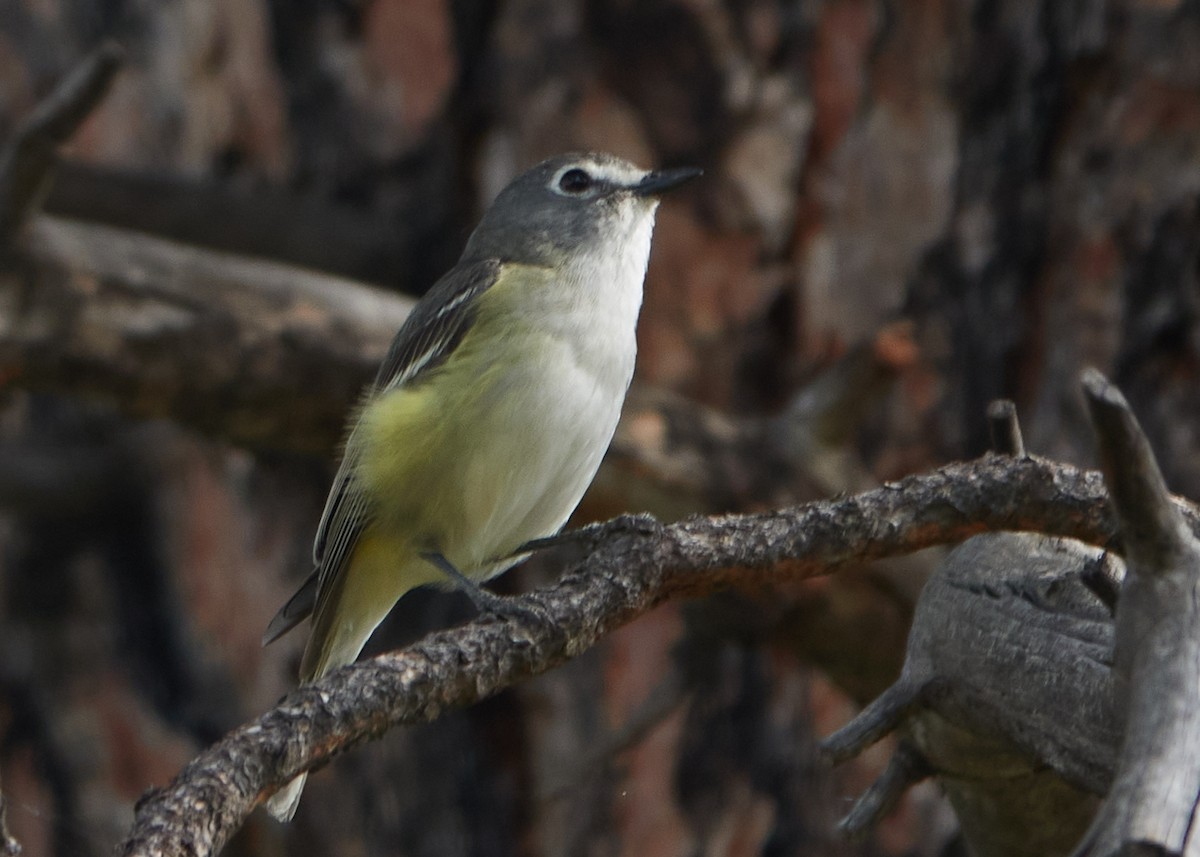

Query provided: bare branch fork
[822,374,1200,857]
[116,450,1200,857]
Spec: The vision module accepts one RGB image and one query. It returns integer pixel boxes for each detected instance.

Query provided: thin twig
[837,740,932,840]
[820,678,925,764]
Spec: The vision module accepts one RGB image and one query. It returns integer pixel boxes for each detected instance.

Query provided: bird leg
[419,551,547,625]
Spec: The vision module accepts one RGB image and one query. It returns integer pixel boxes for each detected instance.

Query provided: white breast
[457,203,659,573]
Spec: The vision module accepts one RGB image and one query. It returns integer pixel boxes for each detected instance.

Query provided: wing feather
[265,258,504,642]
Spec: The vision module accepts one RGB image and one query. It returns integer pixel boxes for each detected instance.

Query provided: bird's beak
[632,166,703,197]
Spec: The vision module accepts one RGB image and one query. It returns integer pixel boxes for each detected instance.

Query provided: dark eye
[558,168,593,194]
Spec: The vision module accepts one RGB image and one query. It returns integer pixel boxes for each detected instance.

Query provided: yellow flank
[351,264,565,564]
[356,383,443,525]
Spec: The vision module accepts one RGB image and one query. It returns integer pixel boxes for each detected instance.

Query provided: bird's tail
[264,576,377,822]
[265,543,439,822]
[266,774,309,822]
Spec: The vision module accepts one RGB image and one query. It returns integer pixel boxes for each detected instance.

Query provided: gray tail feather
[266,772,308,822]
[262,573,319,646]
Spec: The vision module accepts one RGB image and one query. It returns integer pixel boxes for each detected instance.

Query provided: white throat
[559,201,657,386]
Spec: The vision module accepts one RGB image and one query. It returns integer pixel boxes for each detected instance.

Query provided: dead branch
[43,161,410,286]
[823,373,1200,857]
[115,453,1189,857]
[837,740,932,840]
[1,216,413,454]
[824,530,1117,857]
[823,395,1120,857]
[0,43,121,246]
[1072,370,1200,857]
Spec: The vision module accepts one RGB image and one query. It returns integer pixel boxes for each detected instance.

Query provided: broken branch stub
[1072,370,1200,857]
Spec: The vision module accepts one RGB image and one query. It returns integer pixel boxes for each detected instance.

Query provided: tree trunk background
[0,2,1198,856]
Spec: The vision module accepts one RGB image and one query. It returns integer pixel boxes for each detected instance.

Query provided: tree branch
[1072,370,1200,857]
[1,216,413,454]
[837,740,932,840]
[821,372,1200,857]
[0,43,122,245]
[826,531,1117,856]
[116,454,1187,857]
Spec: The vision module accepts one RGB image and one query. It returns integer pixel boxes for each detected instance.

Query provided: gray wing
[263,258,504,644]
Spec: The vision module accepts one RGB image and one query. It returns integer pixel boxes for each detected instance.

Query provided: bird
[261,152,700,820]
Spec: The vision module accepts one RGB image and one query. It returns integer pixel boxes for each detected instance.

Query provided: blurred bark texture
[2,2,1200,857]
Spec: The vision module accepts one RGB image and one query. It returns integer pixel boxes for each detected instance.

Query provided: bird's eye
[558,168,593,194]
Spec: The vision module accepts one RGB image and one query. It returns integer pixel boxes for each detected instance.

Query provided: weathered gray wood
[1072,371,1200,857]
[826,532,1120,857]
[836,739,932,839]
[0,216,413,454]
[827,376,1200,857]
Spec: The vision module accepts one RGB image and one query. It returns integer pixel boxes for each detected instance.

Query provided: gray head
[461,152,701,266]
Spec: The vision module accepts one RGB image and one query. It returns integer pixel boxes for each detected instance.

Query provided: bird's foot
[419,551,548,625]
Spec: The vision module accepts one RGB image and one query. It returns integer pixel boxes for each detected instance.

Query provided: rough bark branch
[0,43,121,245]
[115,454,1194,857]
[1072,370,1200,857]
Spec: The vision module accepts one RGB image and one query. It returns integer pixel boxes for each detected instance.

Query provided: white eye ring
[550,166,597,197]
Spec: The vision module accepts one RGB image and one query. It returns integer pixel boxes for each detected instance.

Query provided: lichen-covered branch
[116,453,1186,857]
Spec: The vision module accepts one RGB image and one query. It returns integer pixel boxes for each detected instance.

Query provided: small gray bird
[262,152,700,820]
